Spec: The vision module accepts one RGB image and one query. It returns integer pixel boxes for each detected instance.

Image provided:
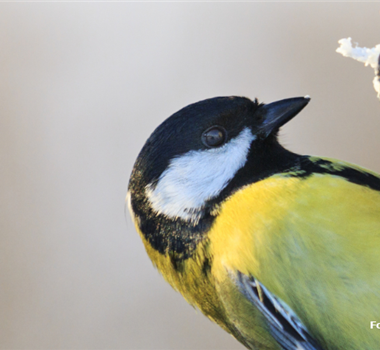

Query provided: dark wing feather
[236,271,324,350]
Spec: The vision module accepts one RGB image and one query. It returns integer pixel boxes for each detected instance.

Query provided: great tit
[127,96,380,350]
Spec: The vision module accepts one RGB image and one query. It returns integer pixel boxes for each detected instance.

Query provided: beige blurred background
[1,2,380,349]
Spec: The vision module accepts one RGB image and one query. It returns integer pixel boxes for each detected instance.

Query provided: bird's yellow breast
[209,173,380,349]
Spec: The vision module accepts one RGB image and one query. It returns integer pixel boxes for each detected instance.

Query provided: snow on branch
[336,37,380,100]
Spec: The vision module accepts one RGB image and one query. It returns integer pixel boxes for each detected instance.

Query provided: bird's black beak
[259,96,310,137]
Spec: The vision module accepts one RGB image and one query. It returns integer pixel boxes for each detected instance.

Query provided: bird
[127,95,380,350]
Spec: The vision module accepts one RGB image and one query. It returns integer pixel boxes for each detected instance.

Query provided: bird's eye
[201,126,227,148]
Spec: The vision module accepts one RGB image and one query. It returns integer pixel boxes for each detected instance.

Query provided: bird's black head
[136,96,260,188]
[128,95,309,226]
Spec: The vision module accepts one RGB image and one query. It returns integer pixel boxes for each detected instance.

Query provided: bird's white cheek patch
[146,127,255,223]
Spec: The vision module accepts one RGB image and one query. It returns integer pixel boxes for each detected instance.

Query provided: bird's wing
[235,271,323,350]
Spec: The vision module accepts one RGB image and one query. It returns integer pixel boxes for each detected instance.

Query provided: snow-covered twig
[336,37,380,100]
